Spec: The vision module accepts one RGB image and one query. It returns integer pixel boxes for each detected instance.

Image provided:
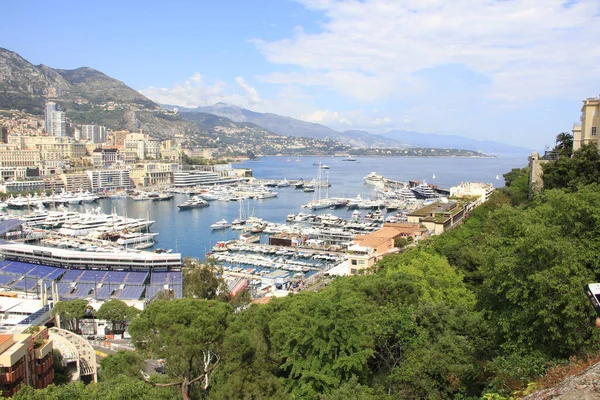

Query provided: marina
[0,155,523,296]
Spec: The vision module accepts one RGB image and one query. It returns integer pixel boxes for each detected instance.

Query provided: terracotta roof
[0,334,13,346]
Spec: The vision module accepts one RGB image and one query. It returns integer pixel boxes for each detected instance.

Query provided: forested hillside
[14,144,600,400]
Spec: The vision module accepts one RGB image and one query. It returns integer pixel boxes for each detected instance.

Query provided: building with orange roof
[347,223,428,275]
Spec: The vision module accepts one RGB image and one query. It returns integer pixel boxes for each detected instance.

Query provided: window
[351,259,357,265]
[592,127,597,136]
[350,268,357,274]
[359,260,365,265]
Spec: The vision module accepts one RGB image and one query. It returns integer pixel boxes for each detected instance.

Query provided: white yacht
[210,219,230,230]
[117,232,158,246]
[364,172,384,186]
[411,182,439,199]
[277,178,291,188]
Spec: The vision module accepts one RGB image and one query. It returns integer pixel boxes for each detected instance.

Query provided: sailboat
[432,174,436,179]
[232,199,247,226]
[295,156,300,162]
[496,175,500,180]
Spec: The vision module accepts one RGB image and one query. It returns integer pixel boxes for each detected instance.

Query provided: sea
[58,155,528,261]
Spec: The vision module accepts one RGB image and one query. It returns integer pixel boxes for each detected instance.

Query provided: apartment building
[86,169,131,192]
[91,147,121,168]
[573,97,600,151]
[0,328,54,397]
[61,173,92,192]
[130,163,177,187]
[347,223,427,275]
[81,125,107,144]
[407,201,465,235]
[450,182,494,209]
[0,150,40,167]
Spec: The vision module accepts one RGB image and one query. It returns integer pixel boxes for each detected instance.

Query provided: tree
[128,299,231,400]
[52,349,72,385]
[96,299,140,335]
[182,257,228,301]
[542,144,600,191]
[554,131,573,158]
[52,300,92,333]
[478,186,600,356]
[268,286,377,398]
[99,351,145,381]
[501,167,530,205]
[210,305,288,400]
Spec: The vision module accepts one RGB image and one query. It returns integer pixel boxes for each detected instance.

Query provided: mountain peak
[0,47,157,112]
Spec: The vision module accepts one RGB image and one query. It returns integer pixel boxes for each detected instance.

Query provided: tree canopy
[128,299,231,400]
[96,299,140,334]
[52,300,92,333]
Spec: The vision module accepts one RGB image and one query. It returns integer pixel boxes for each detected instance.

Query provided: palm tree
[554,132,573,157]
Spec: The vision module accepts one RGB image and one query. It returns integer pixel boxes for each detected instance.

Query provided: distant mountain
[380,130,533,155]
[165,103,399,148]
[166,103,529,153]
[0,47,157,112]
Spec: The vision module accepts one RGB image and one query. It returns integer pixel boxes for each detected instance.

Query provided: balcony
[34,340,53,360]
[0,363,25,385]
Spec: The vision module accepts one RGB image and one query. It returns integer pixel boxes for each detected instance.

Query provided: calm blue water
[69,155,526,260]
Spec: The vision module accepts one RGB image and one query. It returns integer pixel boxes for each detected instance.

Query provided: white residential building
[86,169,131,192]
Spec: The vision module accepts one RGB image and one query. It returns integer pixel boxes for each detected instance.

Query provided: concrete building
[407,201,465,235]
[261,270,291,290]
[129,163,177,187]
[61,173,92,192]
[44,102,56,135]
[111,130,129,147]
[81,125,107,144]
[91,147,121,168]
[450,182,494,209]
[86,169,131,192]
[0,150,40,168]
[50,111,66,137]
[0,328,54,396]
[573,96,600,151]
[348,223,428,274]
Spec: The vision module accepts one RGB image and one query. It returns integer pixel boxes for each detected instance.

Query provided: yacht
[254,192,278,199]
[411,182,439,199]
[277,178,291,188]
[177,197,209,210]
[364,172,384,185]
[117,232,158,246]
[152,193,174,201]
[312,162,330,169]
[342,155,356,161]
[210,219,230,230]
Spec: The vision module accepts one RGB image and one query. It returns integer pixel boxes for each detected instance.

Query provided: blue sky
[2,0,599,149]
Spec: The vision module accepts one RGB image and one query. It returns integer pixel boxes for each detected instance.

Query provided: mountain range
[165,103,532,154]
[0,47,528,155]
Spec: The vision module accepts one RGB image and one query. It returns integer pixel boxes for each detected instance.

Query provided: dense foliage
[16,145,600,399]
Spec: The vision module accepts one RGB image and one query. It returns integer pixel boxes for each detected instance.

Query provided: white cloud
[255,0,600,103]
[140,73,247,108]
[234,76,262,105]
[300,109,354,126]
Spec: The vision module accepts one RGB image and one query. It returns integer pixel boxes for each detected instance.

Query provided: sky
[2,0,599,149]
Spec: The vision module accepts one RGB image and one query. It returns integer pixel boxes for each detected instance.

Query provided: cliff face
[0,48,158,112]
[524,361,600,400]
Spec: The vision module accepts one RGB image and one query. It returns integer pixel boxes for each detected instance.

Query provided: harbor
[0,155,519,298]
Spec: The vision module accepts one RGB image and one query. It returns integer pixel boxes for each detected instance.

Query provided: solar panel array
[116,285,145,300]
[95,285,115,300]
[0,258,182,301]
[78,270,107,284]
